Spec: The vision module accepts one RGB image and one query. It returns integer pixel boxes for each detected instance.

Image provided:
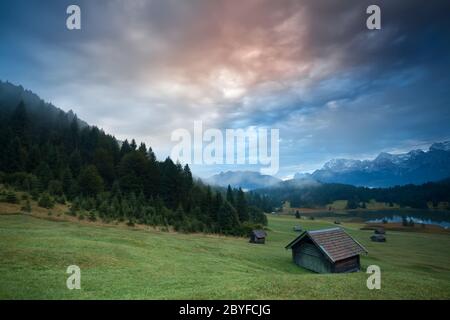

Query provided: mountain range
[295,142,450,187]
[206,142,450,190]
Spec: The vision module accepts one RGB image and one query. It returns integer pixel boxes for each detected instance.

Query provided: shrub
[31,189,40,201]
[88,211,97,221]
[5,191,18,204]
[38,193,54,209]
[126,217,135,227]
[56,195,66,204]
[21,199,32,213]
[69,197,81,214]
[101,216,111,224]
[48,180,63,196]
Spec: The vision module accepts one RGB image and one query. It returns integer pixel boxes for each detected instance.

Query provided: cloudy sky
[1,0,450,179]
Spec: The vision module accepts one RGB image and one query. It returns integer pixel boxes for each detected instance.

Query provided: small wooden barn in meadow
[249,230,267,244]
[285,227,367,273]
[371,234,386,242]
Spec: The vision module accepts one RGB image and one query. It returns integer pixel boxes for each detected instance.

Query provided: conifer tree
[217,201,240,235]
[226,185,234,206]
[235,188,249,222]
[78,165,104,196]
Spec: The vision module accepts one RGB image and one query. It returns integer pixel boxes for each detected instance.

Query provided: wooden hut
[249,230,267,244]
[285,227,367,273]
[371,234,386,242]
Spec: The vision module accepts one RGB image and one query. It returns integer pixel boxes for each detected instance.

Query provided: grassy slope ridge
[0,213,450,299]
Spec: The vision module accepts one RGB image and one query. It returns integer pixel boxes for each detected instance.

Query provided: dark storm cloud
[1,0,449,178]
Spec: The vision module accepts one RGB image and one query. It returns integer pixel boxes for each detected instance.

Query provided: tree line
[255,179,450,210]
[0,101,267,235]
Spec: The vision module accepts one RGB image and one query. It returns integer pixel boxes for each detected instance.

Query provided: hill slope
[0,80,267,236]
[1,213,450,299]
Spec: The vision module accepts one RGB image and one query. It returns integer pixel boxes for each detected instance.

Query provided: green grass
[327,200,349,210]
[326,199,401,210]
[1,213,450,299]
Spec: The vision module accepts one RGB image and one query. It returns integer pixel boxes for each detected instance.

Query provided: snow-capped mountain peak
[430,141,450,152]
[294,141,450,187]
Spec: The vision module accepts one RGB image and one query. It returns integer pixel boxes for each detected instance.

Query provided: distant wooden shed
[249,230,267,244]
[285,228,367,273]
[371,234,386,242]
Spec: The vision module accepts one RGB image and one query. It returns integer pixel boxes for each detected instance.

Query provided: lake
[309,210,450,228]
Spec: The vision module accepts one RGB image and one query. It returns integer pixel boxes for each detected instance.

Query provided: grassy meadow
[1,205,450,299]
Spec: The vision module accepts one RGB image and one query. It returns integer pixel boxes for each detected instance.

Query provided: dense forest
[255,178,450,210]
[0,89,268,235]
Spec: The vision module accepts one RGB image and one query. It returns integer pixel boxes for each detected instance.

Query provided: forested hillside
[0,82,268,234]
[255,179,450,210]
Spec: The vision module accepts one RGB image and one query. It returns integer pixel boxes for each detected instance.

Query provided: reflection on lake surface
[312,210,450,228]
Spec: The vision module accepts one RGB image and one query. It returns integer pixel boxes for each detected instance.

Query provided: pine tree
[226,185,234,205]
[120,139,132,157]
[217,201,240,235]
[213,192,223,219]
[35,162,52,189]
[93,148,115,187]
[11,101,27,138]
[38,192,54,209]
[235,188,249,222]
[138,142,147,155]
[118,151,147,194]
[147,147,156,162]
[78,165,104,196]
[69,150,82,177]
[69,116,80,149]
[6,137,26,172]
[5,191,18,204]
[26,145,41,172]
[62,167,73,195]
[174,205,185,221]
[130,139,137,151]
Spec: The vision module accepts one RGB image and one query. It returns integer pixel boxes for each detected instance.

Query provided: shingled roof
[252,230,267,239]
[285,227,367,262]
